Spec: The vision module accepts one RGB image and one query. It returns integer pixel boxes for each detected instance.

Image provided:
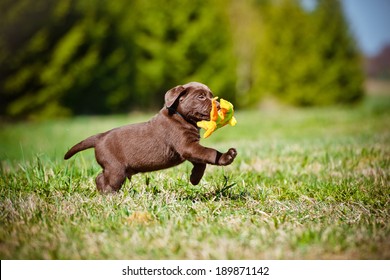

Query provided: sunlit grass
[0,95,389,259]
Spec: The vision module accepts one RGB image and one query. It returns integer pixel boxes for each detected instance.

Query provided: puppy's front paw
[219,148,237,165]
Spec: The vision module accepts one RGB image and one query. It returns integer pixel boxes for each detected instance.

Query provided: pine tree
[130,0,237,107]
[0,0,365,119]
[252,0,364,106]
[0,0,237,119]
[310,0,364,105]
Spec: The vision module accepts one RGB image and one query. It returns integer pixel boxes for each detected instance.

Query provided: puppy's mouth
[197,112,211,121]
[198,103,218,121]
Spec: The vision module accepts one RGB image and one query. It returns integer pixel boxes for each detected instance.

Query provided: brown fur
[64,82,237,193]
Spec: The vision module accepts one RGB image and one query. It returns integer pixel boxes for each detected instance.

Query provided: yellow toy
[197,97,237,138]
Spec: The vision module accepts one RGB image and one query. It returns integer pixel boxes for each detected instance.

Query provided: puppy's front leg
[190,162,206,185]
[182,144,237,166]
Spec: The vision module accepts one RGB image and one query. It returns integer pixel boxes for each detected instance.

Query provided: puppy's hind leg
[190,163,206,185]
[96,167,126,194]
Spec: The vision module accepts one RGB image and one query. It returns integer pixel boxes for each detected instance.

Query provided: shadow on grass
[180,175,250,202]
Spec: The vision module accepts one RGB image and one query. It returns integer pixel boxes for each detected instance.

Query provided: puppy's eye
[197,95,206,100]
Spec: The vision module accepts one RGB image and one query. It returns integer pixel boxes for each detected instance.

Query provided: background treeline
[0,0,364,119]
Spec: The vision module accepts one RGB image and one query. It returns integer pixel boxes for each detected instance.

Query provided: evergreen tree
[0,0,365,120]
[130,0,237,108]
[0,0,236,119]
[310,0,364,105]
[252,0,364,106]
[0,0,67,118]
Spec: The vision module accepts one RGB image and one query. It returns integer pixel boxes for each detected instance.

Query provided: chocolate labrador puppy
[64,82,237,193]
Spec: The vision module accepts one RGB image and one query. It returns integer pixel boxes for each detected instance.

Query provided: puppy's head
[165,82,215,124]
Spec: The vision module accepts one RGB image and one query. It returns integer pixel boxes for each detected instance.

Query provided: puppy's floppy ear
[165,85,187,109]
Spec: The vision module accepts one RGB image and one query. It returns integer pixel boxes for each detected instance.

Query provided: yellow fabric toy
[197,97,237,138]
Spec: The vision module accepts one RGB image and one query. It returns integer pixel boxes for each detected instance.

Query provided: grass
[0,95,389,259]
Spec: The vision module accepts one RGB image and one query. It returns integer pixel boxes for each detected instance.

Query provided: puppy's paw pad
[220,148,237,165]
[227,148,237,158]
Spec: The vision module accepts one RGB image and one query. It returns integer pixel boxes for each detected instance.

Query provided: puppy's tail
[64,134,102,160]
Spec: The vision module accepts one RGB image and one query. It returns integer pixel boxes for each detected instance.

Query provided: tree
[0,0,68,118]
[0,0,365,120]
[309,0,364,105]
[129,0,237,108]
[0,0,237,119]
[0,0,140,118]
[251,0,364,106]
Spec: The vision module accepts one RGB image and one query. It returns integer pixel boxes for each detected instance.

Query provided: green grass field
[0,95,389,259]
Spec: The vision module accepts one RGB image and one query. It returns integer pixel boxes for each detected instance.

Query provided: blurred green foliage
[256,0,364,106]
[0,0,364,119]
